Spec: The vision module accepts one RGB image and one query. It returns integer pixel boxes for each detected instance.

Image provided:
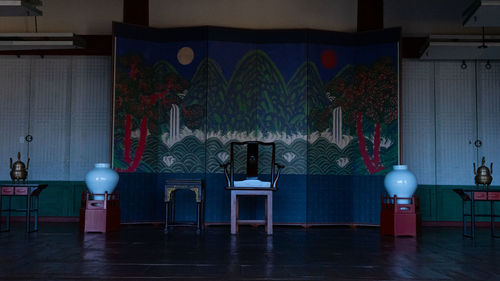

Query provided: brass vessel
[10,152,30,183]
[473,156,493,189]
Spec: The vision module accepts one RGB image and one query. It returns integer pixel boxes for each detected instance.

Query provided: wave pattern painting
[158,136,205,173]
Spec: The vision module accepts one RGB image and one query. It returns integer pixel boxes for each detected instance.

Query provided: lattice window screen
[476,61,500,173]
[69,56,111,181]
[0,57,31,180]
[435,61,477,185]
[0,56,111,181]
[401,60,436,185]
[28,57,72,181]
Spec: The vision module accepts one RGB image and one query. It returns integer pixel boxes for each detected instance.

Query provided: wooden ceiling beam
[123,0,149,26]
[357,0,383,32]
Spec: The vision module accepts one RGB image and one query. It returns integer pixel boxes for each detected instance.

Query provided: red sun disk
[321,50,337,69]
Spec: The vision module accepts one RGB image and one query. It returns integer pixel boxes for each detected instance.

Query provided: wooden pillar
[123,0,149,26]
[357,0,383,32]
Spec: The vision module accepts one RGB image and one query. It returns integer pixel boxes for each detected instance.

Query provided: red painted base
[80,192,120,233]
[380,195,421,237]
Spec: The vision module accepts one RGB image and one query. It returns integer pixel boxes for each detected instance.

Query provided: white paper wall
[0,56,111,181]
[69,56,111,181]
[401,60,499,186]
[435,61,477,185]
[476,61,500,182]
[401,60,436,185]
[0,57,31,180]
[28,57,72,181]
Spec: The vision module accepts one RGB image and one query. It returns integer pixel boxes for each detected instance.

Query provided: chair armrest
[220,162,231,187]
[275,163,285,169]
[272,163,285,188]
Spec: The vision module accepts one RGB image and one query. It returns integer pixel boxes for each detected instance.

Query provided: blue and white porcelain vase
[384,165,417,204]
[85,163,119,200]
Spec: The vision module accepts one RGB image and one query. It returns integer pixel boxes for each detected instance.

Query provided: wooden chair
[220,141,284,235]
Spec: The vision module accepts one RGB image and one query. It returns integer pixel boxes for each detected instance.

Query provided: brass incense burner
[473,156,493,189]
[10,152,30,183]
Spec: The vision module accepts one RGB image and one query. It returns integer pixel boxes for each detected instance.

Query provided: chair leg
[266,192,273,235]
[231,192,237,235]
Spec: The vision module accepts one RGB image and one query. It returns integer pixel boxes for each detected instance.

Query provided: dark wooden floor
[0,223,499,280]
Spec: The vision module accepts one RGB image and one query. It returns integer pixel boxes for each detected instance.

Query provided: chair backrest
[229,141,276,187]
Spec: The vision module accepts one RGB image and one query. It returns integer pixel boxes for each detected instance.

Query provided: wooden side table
[453,189,500,239]
[165,179,203,233]
[0,184,47,233]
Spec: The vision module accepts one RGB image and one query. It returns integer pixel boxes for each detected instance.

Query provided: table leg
[196,202,201,234]
[471,198,475,239]
[0,193,2,231]
[6,196,11,231]
[171,193,176,224]
[199,188,204,231]
[34,196,39,232]
[26,193,31,233]
[200,198,205,231]
[462,199,466,237]
[164,201,169,233]
[491,201,499,238]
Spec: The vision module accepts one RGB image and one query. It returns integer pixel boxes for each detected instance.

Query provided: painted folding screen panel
[205,40,258,174]
[206,31,307,176]
[113,30,208,174]
[308,39,399,176]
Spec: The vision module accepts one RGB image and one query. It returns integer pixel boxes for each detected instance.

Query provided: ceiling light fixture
[0,0,42,16]
[420,34,500,60]
[0,33,85,50]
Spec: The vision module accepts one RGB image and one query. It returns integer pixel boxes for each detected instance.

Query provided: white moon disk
[177,47,194,65]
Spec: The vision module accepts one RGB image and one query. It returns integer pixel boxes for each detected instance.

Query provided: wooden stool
[231,189,273,235]
[164,179,203,233]
[80,191,120,233]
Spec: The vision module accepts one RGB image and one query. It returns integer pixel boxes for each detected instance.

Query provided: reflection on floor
[0,223,498,280]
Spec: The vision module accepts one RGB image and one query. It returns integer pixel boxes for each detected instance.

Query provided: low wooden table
[164,179,203,233]
[453,189,500,239]
[0,184,47,233]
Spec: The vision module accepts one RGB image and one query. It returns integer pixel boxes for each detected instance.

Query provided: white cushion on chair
[234,179,271,188]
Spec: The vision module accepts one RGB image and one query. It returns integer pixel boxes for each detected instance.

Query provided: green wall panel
[415,185,435,221]
[435,187,464,221]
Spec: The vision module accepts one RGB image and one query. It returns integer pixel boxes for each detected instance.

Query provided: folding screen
[113,23,400,223]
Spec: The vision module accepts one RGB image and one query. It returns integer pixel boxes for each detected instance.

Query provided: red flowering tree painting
[114,54,198,172]
[327,57,397,174]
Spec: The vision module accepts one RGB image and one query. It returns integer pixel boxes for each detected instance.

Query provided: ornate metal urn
[10,152,30,183]
[473,156,493,189]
